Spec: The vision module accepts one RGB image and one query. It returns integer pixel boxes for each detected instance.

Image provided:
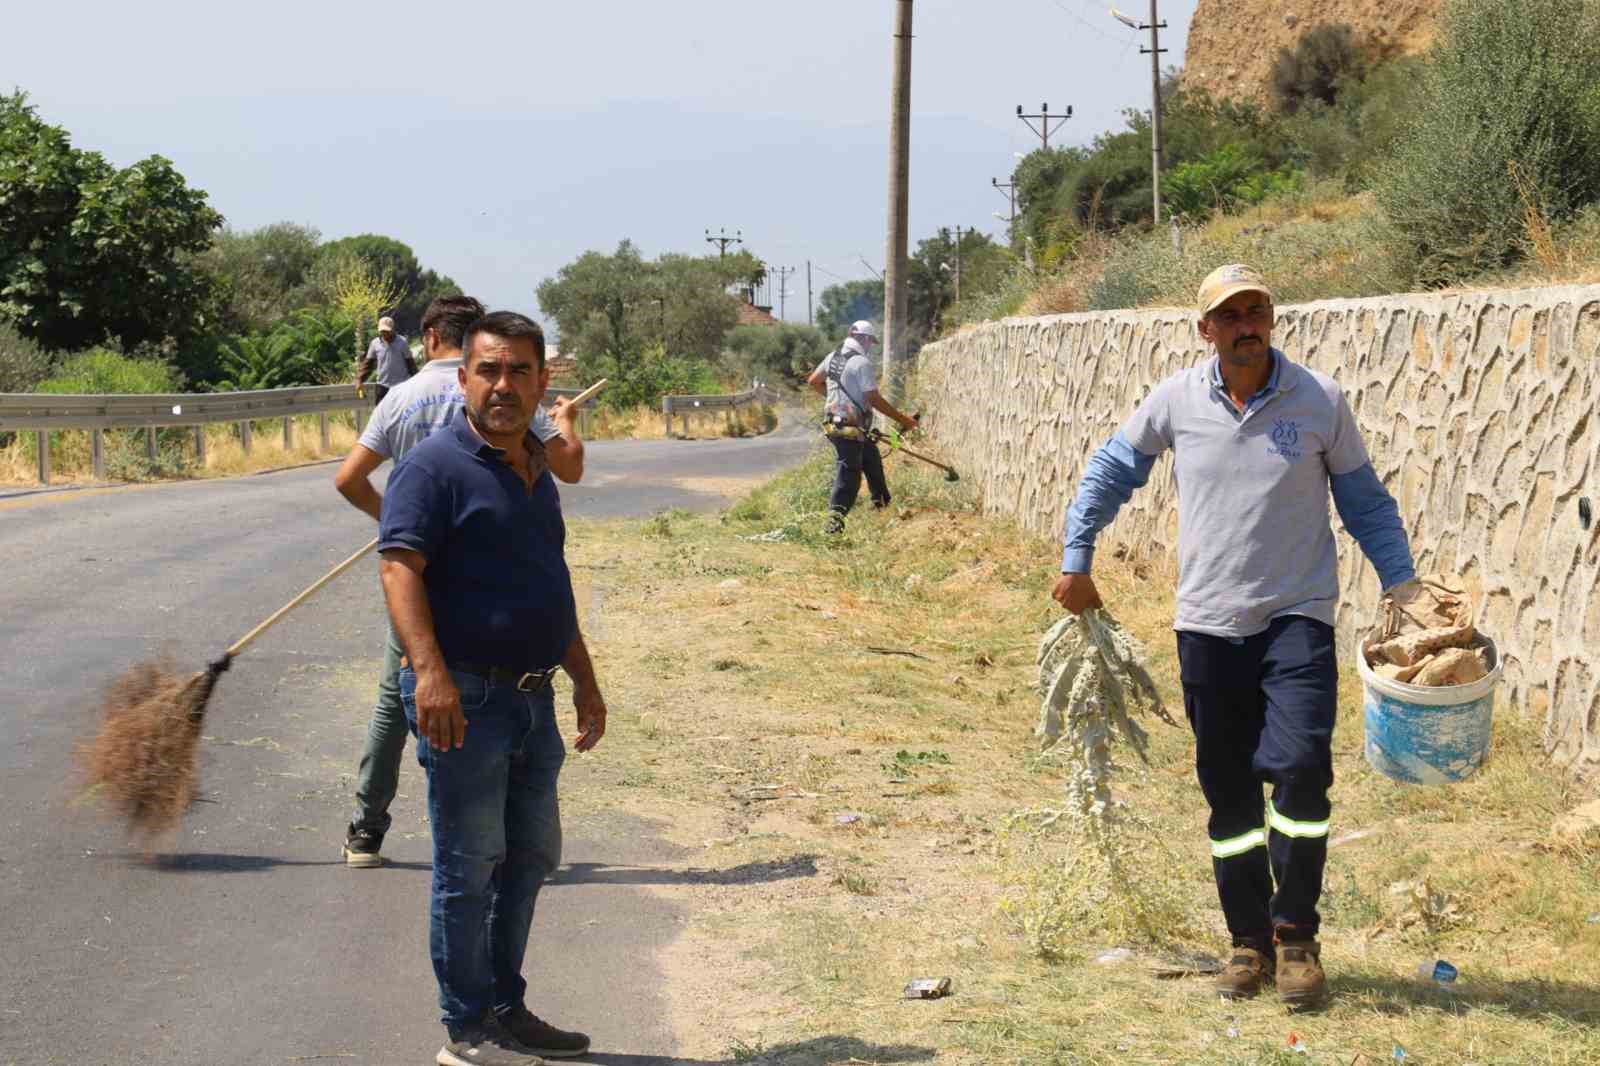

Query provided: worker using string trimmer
[807,319,919,534]
[1051,264,1421,1006]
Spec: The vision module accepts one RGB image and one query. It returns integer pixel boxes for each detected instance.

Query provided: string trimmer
[866,425,960,482]
[78,537,380,838]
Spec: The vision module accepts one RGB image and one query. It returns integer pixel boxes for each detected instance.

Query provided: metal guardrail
[660,384,782,437]
[0,380,766,482]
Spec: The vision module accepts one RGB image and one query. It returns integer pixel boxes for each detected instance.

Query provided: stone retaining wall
[916,286,1600,777]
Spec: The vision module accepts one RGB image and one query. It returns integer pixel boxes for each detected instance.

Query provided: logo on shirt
[1269,419,1302,460]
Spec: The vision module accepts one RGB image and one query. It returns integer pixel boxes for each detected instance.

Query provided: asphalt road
[0,422,816,1065]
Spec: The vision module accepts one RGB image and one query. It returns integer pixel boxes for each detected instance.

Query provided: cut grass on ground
[554,444,1600,1065]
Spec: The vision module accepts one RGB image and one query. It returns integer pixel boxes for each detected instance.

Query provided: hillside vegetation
[950,0,1600,330]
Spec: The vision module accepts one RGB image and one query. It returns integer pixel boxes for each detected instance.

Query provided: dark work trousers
[1175,615,1337,945]
[827,435,891,516]
[371,384,391,404]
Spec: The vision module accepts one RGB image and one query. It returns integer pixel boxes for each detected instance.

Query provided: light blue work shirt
[1062,348,1415,638]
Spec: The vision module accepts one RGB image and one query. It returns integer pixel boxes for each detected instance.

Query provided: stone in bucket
[1360,574,1502,785]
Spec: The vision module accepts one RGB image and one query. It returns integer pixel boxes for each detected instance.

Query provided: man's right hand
[1052,572,1103,615]
[414,667,467,750]
[899,412,920,433]
[356,385,365,400]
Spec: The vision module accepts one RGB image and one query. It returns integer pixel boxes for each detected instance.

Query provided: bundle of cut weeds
[1035,607,1174,818]
[1019,608,1195,949]
[77,656,228,837]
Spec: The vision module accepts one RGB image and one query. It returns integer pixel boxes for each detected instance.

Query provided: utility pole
[772,265,795,321]
[705,227,743,258]
[952,226,962,305]
[992,176,1017,225]
[806,261,814,326]
[883,0,913,399]
[1015,102,1071,152]
[1111,6,1168,223]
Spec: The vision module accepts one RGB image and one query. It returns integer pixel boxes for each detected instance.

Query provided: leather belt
[450,661,560,693]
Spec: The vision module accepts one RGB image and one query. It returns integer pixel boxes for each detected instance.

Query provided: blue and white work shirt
[359,357,560,461]
[1062,349,1415,638]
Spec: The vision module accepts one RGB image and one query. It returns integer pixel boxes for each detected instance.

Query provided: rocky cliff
[1181,0,1442,105]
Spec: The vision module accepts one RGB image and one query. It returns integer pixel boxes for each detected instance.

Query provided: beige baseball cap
[1196,263,1273,316]
[377,316,396,332]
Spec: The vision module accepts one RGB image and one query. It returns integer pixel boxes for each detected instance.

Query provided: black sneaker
[342,823,383,868]
[438,1013,546,1066]
[496,1005,590,1059]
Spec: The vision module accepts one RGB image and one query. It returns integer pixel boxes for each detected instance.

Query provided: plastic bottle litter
[1286,1031,1309,1054]
[1093,947,1136,964]
[1393,1045,1409,1061]
[1416,959,1459,984]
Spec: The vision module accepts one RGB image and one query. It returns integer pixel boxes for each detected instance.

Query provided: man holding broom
[1051,264,1418,1006]
[335,294,586,867]
[380,310,604,1065]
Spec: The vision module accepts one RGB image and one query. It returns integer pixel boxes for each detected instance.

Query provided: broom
[78,537,380,838]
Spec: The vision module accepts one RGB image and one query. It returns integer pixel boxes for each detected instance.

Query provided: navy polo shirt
[378,410,577,671]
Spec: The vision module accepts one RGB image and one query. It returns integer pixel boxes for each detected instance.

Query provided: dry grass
[555,448,1600,1064]
[0,415,359,486]
[585,402,779,441]
[75,658,214,839]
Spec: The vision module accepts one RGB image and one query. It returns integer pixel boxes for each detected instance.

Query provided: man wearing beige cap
[358,315,418,403]
[1050,263,1417,1006]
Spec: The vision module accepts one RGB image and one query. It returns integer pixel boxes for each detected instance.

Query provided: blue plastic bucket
[1358,636,1501,785]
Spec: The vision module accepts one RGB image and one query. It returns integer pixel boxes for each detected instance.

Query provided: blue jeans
[399,667,565,1029]
[352,624,407,834]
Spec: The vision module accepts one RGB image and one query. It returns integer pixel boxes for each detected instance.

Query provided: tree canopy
[0,92,223,352]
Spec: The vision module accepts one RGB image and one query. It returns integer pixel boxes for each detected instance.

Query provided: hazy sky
[8,0,1198,332]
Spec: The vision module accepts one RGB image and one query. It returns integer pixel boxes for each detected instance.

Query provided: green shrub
[1270,23,1367,115]
[1088,196,1412,311]
[720,322,827,383]
[1376,0,1600,282]
[583,343,721,410]
[35,347,180,394]
[1164,144,1304,220]
[0,319,55,393]
[213,332,317,391]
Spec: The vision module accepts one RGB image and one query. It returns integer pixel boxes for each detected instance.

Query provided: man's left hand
[573,680,607,752]
[550,396,579,428]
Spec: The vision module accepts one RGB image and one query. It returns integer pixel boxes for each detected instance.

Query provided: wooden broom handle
[226,537,381,657]
[563,378,607,407]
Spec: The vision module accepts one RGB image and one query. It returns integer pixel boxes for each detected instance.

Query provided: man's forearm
[1062,433,1157,573]
[379,555,446,673]
[561,628,598,688]
[1330,463,1416,590]
[341,481,383,522]
[547,423,585,483]
[356,358,373,387]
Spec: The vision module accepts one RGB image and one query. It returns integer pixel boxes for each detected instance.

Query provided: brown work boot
[1215,940,1275,1000]
[1275,934,1328,1007]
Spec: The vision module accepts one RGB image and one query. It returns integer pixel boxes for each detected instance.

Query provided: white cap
[377,316,396,332]
[848,320,878,341]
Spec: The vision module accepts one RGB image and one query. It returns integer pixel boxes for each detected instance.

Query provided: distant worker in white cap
[807,320,919,534]
[1049,263,1418,1007]
[358,315,418,403]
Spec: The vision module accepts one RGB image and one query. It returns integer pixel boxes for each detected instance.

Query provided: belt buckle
[515,669,551,693]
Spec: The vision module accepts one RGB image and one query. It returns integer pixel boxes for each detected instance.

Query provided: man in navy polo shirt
[379,311,605,1066]
[1051,264,1418,1006]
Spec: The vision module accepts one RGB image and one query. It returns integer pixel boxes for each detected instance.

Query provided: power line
[771,265,796,321]
[704,227,743,258]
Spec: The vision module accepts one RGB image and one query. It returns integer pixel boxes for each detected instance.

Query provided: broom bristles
[77,658,216,838]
